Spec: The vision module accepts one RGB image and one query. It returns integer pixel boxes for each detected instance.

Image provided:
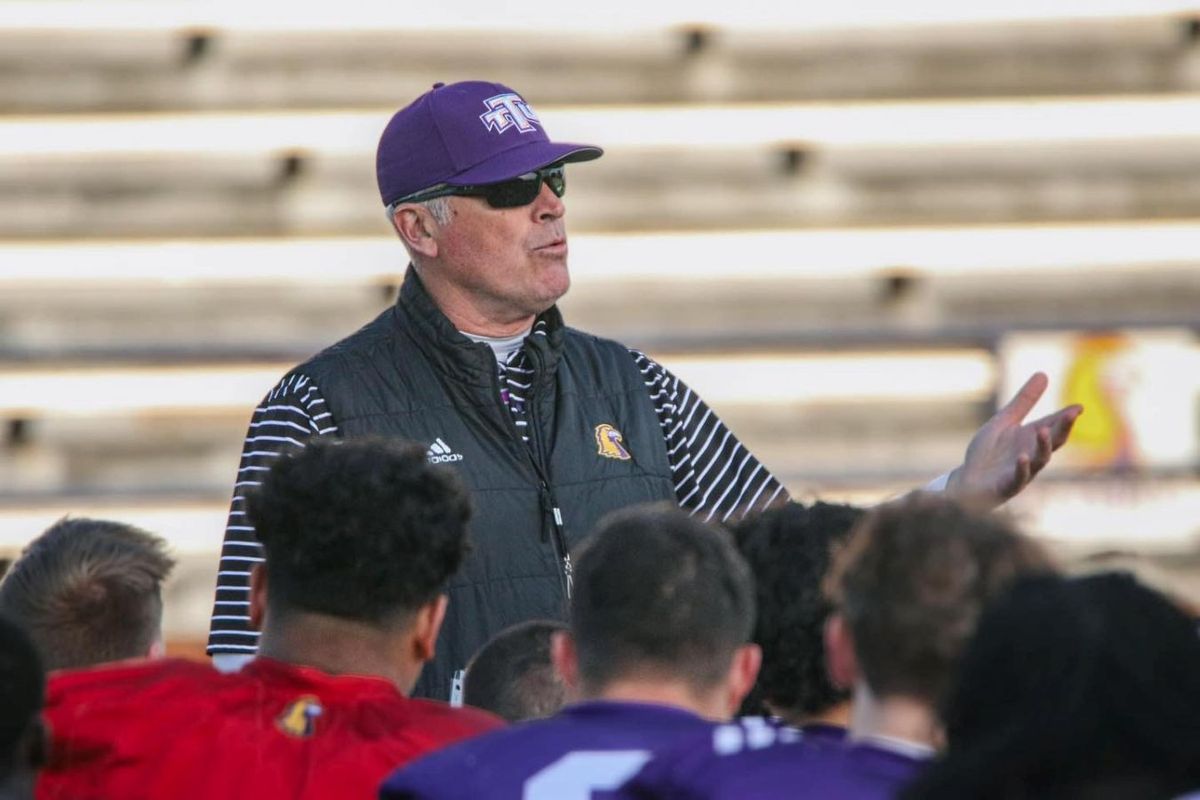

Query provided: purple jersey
[622,720,927,800]
[380,701,714,800]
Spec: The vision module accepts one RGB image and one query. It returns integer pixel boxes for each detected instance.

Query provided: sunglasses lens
[482,167,565,208]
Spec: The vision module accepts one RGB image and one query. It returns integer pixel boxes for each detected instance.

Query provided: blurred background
[0,0,1198,655]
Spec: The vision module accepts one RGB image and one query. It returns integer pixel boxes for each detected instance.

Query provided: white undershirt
[461,328,531,364]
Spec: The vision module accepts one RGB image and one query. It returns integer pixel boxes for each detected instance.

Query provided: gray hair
[386,196,453,229]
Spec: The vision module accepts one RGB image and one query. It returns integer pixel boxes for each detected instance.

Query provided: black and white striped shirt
[208,346,787,655]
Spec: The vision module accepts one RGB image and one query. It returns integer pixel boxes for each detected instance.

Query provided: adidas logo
[426,437,464,464]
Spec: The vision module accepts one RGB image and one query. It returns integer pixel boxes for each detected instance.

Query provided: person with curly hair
[732,501,865,740]
[38,438,501,800]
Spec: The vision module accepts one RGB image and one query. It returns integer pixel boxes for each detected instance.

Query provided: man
[380,505,761,799]
[0,618,44,800]
[732,501,864,738]
[0,517,174,671]
[207,79,1082,699]
[39,439,500,800]
[462,619,569,722]
[623,495,1054,799]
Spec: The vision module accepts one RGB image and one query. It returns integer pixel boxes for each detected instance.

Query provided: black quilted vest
[296,268,675,699]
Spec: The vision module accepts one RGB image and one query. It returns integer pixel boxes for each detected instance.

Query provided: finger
[1030,404,1084,449]
[997,372,1049,425]
[1007,454,1033,499]
[1029,426,1053,476]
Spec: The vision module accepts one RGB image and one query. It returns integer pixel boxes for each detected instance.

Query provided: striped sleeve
[630,351,789,523]
[206,374,339,656]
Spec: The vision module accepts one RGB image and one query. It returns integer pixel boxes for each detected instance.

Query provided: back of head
[827,494,1052,705]
[905,572,1200,800]
[246,437,472,626]
[569,504,754,696]
[0,518,174,671]
[0,616,44,797]
[733,501,864,720]
[463,620,568,722]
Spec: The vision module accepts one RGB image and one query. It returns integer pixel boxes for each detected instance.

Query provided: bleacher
[2,1,1198,652]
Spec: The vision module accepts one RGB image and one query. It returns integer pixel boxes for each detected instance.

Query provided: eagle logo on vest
[276,695,323,739]
[595,424,631,461]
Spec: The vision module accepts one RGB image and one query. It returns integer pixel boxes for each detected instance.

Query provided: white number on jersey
[523,750,652,800]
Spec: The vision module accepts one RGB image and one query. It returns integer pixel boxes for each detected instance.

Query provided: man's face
[432,179,570,325]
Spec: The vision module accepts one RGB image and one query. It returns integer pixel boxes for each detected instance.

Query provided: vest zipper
[492,342,573,600]
[523,344,573,600]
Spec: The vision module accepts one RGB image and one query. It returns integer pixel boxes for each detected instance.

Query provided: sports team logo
[479,93,541,134]
[276,695,324,738]
[594,424,632,461]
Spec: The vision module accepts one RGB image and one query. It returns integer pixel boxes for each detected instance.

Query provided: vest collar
[395,265,565,388]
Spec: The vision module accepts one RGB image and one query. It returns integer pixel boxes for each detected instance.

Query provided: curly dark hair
[245,437,472,625]
[733,501,864,720]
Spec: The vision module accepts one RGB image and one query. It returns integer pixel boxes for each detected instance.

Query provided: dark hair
[569,504,755,693]
[904,572,1200,800]
[463,619,569,722]
[0,616,43,788]
[246,437,472,625]
[0,518,175,671]
[733,501,864,719]
[827,494,1053,704]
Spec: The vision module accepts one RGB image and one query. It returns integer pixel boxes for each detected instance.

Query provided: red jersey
[39,657,502,800]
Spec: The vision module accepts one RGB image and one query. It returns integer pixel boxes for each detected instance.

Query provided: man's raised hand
[946,372,1083,504]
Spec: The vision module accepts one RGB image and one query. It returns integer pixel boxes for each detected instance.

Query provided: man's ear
[550,630,581,698]
[725,643,763,719]
[824,614,858,690]
[248,564,268,632]
[392,205,441,259]
[412,594,449,663]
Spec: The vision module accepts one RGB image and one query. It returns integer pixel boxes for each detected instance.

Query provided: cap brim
[448,141,603,186]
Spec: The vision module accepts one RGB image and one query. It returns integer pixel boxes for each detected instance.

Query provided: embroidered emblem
[276,695,323,738]
[479,93,541,134]
[595,424,632,461]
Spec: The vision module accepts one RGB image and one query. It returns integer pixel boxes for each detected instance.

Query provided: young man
[207,78,1081,700]
[0,517,174,670]
[732,501,865,740]
[38,439,501,800]
[624,495,1054,799]
[380,505,760,799]
[462,619,570,722]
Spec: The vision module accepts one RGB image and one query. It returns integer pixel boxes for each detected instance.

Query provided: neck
[587,677,732,722]
[412,263,538,338]
[774,699,852,730]
[849,684,940,749]
[257,612,422,695]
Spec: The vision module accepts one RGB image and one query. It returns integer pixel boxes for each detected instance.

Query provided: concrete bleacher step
[0,222,1195,353]
[6,96,1200,237]
[0,8,1195,111]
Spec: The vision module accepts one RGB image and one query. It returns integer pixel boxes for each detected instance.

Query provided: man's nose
[532,180,565,221]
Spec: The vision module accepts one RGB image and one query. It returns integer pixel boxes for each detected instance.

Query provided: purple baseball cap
[376,80,603,207]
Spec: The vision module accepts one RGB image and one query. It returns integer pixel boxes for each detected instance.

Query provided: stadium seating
[0,3,1196,652]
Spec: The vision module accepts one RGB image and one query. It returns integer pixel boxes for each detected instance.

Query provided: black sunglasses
[392,164,566,211]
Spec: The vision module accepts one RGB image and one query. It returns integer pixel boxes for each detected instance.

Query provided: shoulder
[403,698,505,738]
[48,658,220,709]
[292,305,401,384]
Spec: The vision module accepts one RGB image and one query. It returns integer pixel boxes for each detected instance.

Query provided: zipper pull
[562,551,574,599]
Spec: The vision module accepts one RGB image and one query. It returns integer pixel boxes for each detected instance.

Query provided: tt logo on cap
[479,93,541,134]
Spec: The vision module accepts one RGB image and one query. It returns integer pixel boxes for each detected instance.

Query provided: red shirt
[39,657,502,800]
